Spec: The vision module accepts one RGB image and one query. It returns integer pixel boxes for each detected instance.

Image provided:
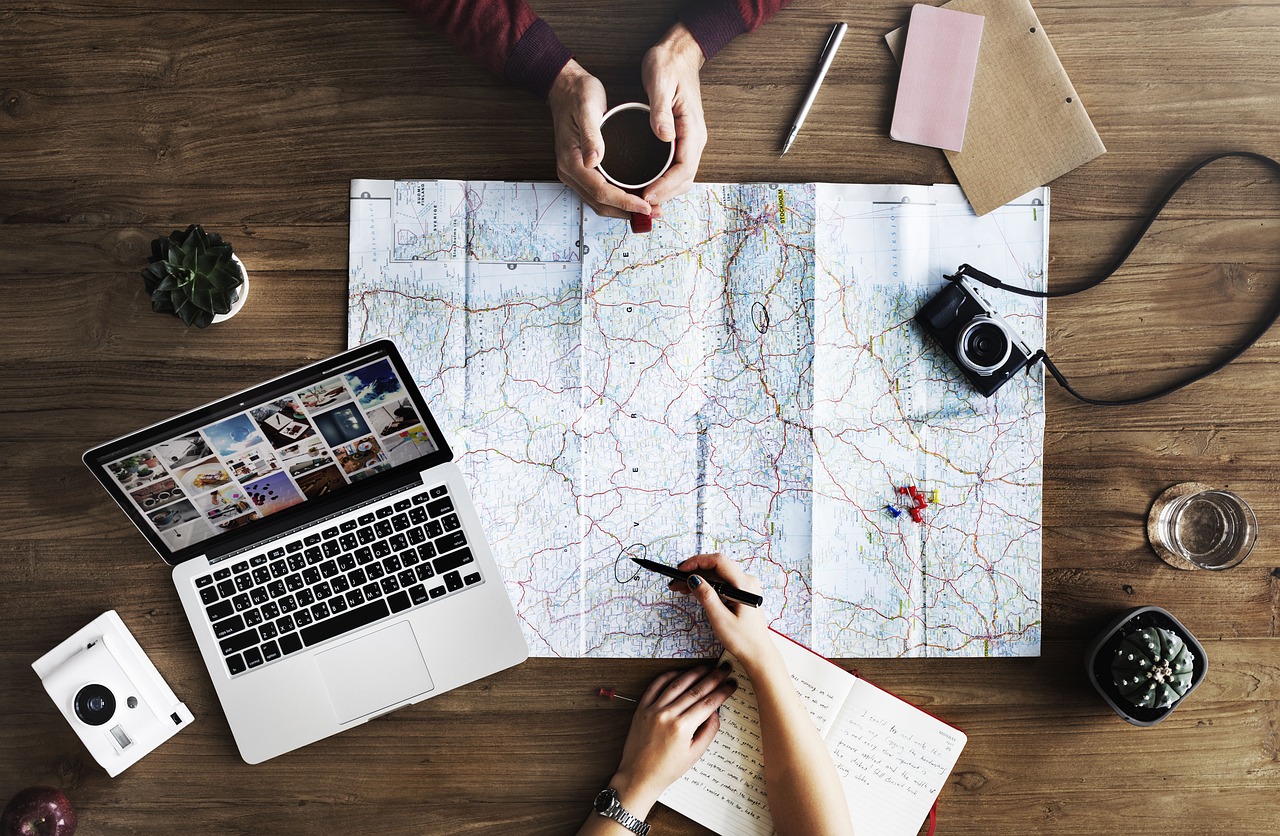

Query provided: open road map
[349,179,1047,658]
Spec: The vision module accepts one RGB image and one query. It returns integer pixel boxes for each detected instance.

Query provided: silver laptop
[84,340,528,763]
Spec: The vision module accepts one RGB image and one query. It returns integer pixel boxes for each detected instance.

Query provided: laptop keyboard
[193,483,482,677]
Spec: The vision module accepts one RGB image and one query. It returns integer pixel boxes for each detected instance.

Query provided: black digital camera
[915,276,1034,398]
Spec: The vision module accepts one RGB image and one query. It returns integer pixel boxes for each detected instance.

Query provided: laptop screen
[84,341,452,565]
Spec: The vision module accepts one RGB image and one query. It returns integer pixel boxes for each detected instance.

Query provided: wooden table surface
[3,1,1279,833]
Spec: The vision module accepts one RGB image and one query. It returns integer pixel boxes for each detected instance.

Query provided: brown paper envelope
[887,0,1105,215]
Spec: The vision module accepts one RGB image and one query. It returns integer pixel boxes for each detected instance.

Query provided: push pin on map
[897,485,929,523]
[597,687,637,703]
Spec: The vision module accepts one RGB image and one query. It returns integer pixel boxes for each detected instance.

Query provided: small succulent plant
[142,224,245,327]
[1110,625,1196,710]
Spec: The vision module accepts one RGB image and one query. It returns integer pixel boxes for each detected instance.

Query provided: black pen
[631,557,764,608]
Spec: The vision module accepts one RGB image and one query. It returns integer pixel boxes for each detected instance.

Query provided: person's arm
[674,553,855,836]
[577,664,737,835]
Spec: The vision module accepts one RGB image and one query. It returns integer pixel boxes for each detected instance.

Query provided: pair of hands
[547,23,707,221]
[598,553,779,821]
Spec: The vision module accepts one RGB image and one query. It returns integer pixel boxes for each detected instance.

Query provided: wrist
[606,770,663,820]
[657,22,706,69]
[549,58,592,105]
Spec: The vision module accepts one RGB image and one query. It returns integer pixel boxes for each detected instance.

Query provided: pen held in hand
[630,557,764,608]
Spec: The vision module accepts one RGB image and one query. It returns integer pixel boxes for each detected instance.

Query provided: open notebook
[660,632,966,836]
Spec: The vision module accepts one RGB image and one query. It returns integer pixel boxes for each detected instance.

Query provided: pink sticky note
[890,4,985,152]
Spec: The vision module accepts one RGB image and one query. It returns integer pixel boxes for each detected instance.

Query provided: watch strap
[594,788,651,836]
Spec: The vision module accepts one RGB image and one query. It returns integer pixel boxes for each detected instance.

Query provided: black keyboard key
[217,579,236,598]
[407,527,426,545]
[315,581,332,600]
[252,567,271,584]
[397,569,417,588]
[463,572,481,585]
[435,531,467,555]
[270,560,288,578]
[219,628,259,656]
[250,587,269,605]
[337,554,356,571]
[425,520,443,539]
[382,554,402,573]
[394,498,412,512]
[206,600,234,621]
[363,582,383,600]
[322,540,340,558]
[280,633,304,655]
[349,567,367,586]
[267,547,286,559]
[214,567,232,580]
[339,534,358,551]
[374,520,393,538]
[429,485,448,498]
[213,615,245,639]
[259,621,278,640]
[322,526,340,540]
[245,609,264,626]
[340,519,359,533]
[413,491,432,504]
[302,567,321,585]
[244,647,264,668]
[409,507,429,525]
[409,584,429,605]
[401,549,420,567]
[261,641,281,662]
[261,601,280,619]
[389,533,408,552]
[304,546,323,564]
[387,591,411,613]
[357,526,376,545]
[296,588,316,607]
[381,576,400,594]
[443,571,464,592]
[286,540,304,553]
[279,596,298,614]
[251,554,269,566]
[434,548,474,574]
[366,563,385,580]
[346,588,366,607]
[320,560,340,579]
[354,546,374,564]
[267,580,286,598]
[235,574,254,592]
[358,512,376,525]
[277,614,296,633]
[429,585,446,599]
[200,587,219,605]
[232,560,249,573]
[427,497,454,518]
[301,599,390,647]
[441,513,461,532]
[372,542,391,559]
[285,573,304,591]
[376,506,396,518]
[304,533,322,546]
[295,609,314,627]
[331,575,350,594]
[311,601,330,620]
[227,654,247,675]
[196,575,214,588]
[330,596,348,614]
[287,554,306,572]
[418,542,437,561]
[416,563,435,582]
[392,513,411,532]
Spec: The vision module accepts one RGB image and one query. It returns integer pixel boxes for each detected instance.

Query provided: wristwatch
[592,787,651,836]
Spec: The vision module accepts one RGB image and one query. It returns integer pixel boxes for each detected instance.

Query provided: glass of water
[1147,483,1257,570]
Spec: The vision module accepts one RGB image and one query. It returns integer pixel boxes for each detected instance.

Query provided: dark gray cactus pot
[1084,605,1208,726]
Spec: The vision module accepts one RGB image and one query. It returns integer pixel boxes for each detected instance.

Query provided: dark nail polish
[718,661,732,672]
[688,574,702,588]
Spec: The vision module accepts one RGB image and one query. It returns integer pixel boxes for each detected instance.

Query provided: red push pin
[597,687,637,703]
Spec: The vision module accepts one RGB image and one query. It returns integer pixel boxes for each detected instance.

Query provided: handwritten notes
[660,631,966,836]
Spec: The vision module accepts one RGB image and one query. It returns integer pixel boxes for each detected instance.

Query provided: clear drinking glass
[1147,483,1257,570]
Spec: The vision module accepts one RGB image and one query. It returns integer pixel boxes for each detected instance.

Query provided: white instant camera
[32,611,194,777]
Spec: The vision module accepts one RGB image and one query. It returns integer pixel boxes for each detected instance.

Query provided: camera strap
[945,151,1280,406]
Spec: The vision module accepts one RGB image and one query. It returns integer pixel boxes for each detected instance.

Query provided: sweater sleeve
[398,0,573,100]
[678,0,793,61]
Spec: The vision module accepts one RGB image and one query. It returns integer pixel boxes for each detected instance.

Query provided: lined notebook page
[829,678,967,835]
[659,633,857,836]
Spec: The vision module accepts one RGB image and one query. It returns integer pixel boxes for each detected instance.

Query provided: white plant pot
[211,254,249,324]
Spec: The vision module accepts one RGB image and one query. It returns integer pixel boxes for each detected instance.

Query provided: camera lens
[957,316,1012,375]
[74,683,116,726]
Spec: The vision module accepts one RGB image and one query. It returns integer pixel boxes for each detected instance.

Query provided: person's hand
[670,553,778,672]
[547,59,653,220]
[639,22,707,207]
[607,664,738,817]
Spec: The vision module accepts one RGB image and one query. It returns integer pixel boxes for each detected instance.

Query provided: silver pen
[781,22,848,155]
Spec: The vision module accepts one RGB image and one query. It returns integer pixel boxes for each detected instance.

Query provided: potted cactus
[1084,605,1207,726]
[142,224,248,327]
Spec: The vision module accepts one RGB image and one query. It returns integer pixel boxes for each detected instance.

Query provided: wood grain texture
[2,1,1279,834]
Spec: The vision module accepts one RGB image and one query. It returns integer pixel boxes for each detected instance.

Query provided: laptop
[83,340,529,763]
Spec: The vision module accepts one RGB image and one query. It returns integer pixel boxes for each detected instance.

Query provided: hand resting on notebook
[578,554,854,836]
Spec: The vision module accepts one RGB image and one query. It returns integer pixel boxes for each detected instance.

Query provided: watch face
[593,788,616,814]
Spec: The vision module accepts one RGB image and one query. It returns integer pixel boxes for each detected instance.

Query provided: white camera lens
[74,683,117,726]
[956,316,1012,375]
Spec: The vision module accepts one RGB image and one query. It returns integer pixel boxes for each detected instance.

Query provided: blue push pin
[884,504,902,518]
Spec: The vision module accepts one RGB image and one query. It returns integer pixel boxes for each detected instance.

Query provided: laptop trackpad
[315,621,434,724]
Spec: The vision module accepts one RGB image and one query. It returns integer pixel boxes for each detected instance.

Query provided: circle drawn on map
[615,544,645,584]
[751,301,770,334]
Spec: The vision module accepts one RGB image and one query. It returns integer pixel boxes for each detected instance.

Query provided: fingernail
[643,193,655,203]
[718,661,732,672]
[726,679,738,688]
[688,575,702,589]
